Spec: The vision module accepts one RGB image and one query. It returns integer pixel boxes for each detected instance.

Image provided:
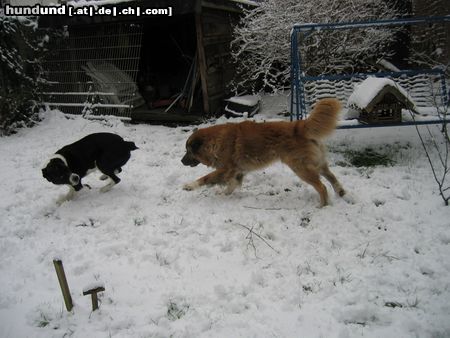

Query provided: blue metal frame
[290,16,450,126]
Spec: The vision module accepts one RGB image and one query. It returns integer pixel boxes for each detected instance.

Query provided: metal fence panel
[42,22,143,118]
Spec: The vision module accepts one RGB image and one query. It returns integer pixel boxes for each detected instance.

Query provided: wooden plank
[83,286,105,311]
[53,260,73,312]
[203,36,231,46]
[202,0,242,14]
[195,12,210,114]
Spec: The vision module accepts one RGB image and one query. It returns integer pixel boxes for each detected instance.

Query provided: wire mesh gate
[290,16,450,128]
[41,22,144,118]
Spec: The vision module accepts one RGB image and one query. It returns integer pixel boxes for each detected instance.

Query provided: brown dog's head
[181,133,203,167]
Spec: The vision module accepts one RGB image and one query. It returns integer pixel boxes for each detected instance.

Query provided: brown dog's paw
[342,191,356,205]
[338,188,346,197]
[183,181,200,191]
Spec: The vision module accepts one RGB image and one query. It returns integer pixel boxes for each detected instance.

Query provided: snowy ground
[0,96,449,338]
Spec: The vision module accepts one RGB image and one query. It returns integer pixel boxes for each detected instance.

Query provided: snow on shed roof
[348,77,416,112]
[67,0,259,6]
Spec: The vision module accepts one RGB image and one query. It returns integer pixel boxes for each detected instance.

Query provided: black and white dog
[42,133,138,203]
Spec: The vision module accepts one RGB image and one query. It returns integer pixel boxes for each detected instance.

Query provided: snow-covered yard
[0,98,449,338]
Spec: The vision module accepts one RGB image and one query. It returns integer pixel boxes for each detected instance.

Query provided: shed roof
[67,0,133,6]
[41,0,255,27]
[348,77,417,112]
[67,0,259,7]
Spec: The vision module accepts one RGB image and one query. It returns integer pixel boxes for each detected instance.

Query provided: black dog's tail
[126,141,138,151]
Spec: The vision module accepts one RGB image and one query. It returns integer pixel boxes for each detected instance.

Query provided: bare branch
[231,0,402,92]
[408,108,450,206]
[234,223,280,254]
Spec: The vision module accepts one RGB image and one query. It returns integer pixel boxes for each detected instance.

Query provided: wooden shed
[347,77,417,124]
[40,0,255,123]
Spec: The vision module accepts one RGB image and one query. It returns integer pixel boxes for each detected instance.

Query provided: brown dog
[181,98,345,207]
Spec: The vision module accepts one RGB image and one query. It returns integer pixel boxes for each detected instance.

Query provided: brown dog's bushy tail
[301,98,341,139]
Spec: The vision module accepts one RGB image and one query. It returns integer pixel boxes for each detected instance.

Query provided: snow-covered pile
[0,98,449,337]
[225,95,261,118]
[225,95,261,107]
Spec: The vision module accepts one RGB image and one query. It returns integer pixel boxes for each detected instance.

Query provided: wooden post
[53,259,73,312]
[83,286,105,311]
[195,12,210,114]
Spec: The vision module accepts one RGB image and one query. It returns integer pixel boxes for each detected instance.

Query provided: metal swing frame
[290,16,450,128]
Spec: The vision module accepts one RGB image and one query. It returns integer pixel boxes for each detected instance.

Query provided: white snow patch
[0,97,449,338]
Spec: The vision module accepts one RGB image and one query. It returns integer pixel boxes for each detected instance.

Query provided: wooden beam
[195,13,210,114]
[202,2,242,14]
[83,286,105,311]
[53,260,73,312]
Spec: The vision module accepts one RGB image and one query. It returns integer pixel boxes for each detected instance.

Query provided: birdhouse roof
[348,77,417,113]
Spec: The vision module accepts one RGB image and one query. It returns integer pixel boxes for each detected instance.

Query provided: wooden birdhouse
[347,77,416,124]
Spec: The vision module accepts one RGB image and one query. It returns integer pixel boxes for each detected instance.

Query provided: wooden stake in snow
[53,259,73,311]
[83,284,105,311]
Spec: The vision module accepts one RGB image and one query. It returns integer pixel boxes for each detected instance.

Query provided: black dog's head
[42,158,80,186]
[181,134,202,167]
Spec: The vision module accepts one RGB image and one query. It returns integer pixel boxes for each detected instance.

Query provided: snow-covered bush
[409,28,449,77]
[0,17,53,135]
[408,0,449,76]
[231,0,404,92]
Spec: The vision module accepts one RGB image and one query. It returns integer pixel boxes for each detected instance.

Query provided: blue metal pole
[289,29,296,121]
[290,29,301,121]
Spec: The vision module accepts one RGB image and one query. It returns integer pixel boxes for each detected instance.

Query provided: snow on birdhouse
[347,77,417,124]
